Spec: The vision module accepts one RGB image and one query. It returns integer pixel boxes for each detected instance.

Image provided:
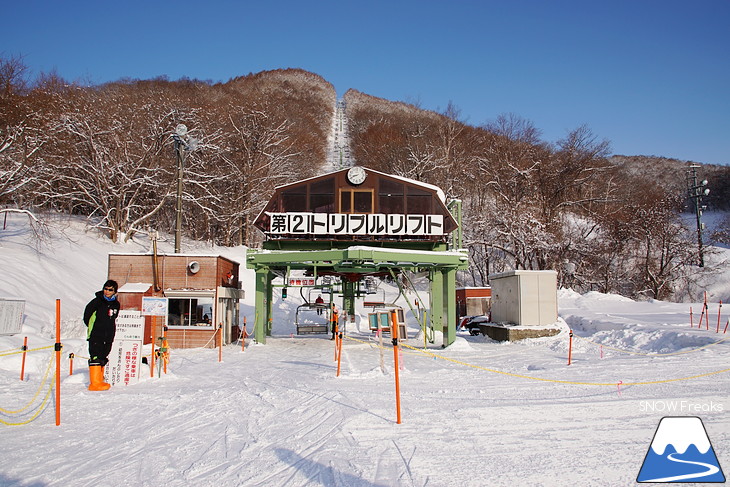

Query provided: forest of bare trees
[2,56,728,301]
[0,57,335,247]
[343,90,729,301]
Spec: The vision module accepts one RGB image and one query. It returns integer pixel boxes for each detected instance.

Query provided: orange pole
[241,317,247,352]
[568,330,573,366]
[335,323,341,361]
[333,311,339,361]
[718,300,723,333]
[218,324,222,363]
[162,326,168,374]
[55,299,61,426]
[150,316,156,377]
[68,353,74,376]
[20,336,28,381]
[336,330,343,377]
[391,310,402,424]
[698,306,706,332]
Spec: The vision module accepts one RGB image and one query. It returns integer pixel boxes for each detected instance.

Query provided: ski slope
[0,215,728,486]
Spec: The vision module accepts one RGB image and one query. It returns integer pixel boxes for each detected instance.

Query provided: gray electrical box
[489,270,557,326]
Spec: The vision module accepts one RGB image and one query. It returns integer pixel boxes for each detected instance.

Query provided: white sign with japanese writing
[267,212,444,236]
[0,298,24,336]
[104,310,144,386]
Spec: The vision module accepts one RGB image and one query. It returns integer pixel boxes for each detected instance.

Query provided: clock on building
[346,166,367,185]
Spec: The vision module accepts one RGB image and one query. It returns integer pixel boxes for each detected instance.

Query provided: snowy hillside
[0,214,728,486]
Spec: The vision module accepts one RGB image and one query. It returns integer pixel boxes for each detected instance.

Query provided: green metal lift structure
[246,166,469,346]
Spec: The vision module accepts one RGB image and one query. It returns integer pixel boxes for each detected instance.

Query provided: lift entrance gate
[246,166,469,346]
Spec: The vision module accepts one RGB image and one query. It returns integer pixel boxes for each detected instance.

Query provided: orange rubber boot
[88,364,111,391]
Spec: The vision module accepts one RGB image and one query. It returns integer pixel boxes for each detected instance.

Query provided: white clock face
[347,166,367,185]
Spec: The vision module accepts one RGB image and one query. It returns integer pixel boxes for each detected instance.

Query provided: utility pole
[172,124,193,254]
[686,164,709,267]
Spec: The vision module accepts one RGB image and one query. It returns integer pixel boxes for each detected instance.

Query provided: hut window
[309,177,335,213]
[378,179,405,214]
[406,186,431,214]
[167,297,214,328]
[340,189,373,214]
[281,186,307,212]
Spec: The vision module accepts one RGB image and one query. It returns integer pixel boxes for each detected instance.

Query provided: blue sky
[3,0,729,165]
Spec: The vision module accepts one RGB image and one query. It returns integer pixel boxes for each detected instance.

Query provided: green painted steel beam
[247,247,468,270]
[262,240,447,252]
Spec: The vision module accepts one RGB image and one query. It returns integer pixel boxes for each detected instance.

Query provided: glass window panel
[311,194,334,213]
[167,297,214,328]
[310,177,334,195]
[379,195,404,214]
[407,195,431,214]
[282,193,306,211]
[340,191,351,213]
[354,191,372,213]
[407,186,430,196]
[379,179,404,196]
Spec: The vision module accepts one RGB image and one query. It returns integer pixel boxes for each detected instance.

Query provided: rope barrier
[0,377,54,426]
[0,345,54,357]
[572,333,730,356]
[344,334,423,356]
[342,334,730,387]
[398,342,730,386]
[0,352,55,415]
[201,329,220,349]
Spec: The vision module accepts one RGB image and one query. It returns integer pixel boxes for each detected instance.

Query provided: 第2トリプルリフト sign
[267,213,444,236]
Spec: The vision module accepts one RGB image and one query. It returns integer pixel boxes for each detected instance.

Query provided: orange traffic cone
[88,364,111,391]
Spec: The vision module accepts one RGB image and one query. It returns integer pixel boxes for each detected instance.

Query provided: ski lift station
[247,166,469,346]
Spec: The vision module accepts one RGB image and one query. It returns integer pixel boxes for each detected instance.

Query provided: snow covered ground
[0,214,728,486]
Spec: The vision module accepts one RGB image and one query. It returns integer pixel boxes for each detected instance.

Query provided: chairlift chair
[295,303,331,335]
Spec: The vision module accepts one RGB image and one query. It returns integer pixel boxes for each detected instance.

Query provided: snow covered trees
[1,61,333,246]
[0,57,717,300]
[344,90,705,300]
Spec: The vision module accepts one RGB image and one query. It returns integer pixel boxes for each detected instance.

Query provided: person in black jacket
[83,279,120,391]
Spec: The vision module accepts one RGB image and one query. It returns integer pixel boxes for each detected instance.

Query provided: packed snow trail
[1,217,730,486]
[3,326,729,486]
[325,99,354,172]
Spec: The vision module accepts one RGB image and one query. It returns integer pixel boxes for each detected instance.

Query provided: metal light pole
[172,124,189,254]
[686,164,710,267]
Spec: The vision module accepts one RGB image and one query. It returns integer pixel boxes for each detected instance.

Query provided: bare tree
[212,106,302,246]
[0,55,47,206]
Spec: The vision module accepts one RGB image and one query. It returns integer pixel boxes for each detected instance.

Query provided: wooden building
[255,166,459,248]
[108,253,244,349]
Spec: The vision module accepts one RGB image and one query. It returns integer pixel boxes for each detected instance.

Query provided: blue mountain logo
[637,416,725,483]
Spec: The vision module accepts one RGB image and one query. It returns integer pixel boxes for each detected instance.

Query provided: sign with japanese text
[115,310,145,340]
[105,310,144,386]
[0,298,24,336]
[287,278,316,287]
[267,212,444,236]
